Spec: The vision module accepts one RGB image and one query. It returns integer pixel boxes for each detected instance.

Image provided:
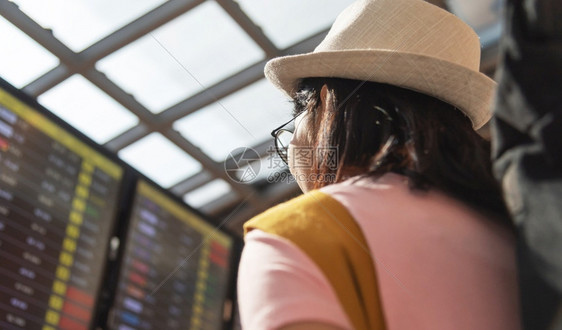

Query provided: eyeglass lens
[275,129,293,162]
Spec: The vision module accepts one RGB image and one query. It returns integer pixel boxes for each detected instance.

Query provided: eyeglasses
[270,112,306,164]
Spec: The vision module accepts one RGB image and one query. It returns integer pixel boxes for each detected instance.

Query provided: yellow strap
[244,190,386,330]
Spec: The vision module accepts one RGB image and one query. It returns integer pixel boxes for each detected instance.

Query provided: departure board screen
[110,181,233,330]
[0,85,124,329]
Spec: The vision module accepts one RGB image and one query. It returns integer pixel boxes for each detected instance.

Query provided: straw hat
[264,0,496,130]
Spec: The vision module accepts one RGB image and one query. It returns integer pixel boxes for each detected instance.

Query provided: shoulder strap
[244,190,386,330]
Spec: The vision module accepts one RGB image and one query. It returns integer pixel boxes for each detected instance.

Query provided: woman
[237,0,521,329]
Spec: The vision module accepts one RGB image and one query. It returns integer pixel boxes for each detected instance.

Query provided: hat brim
[264,49,496,130]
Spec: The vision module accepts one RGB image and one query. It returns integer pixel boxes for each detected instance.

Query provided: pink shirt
[238,173,520,329]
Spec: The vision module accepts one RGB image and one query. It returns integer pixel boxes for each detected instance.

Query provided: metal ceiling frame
[0,0,500,233]
[0,0,306,216]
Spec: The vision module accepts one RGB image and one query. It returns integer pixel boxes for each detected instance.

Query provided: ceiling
[0,0,503,236]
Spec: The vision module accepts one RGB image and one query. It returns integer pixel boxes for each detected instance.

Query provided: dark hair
[293,77,511,227]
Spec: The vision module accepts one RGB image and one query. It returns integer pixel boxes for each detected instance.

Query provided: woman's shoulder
[320,172,409,197]
[243,189,353,239]
[243,172,422,238]
[320,172,495,219]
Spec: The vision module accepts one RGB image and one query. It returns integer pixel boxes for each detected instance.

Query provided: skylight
[0,16,59,88]
[235,0,356,49]
[96,0,265,113]
[183,179,233,209]
[38,74,139,144]
[118,132,202,188]
[11,0,167,51]
[173,79,293,162]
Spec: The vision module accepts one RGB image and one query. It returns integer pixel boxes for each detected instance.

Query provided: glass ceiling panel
[96,0,265,113]
[173,79,292,162]
[118,132,202,188]
[235,0,355,49]
[183,179,233,209]
[0,16,59,88]
[38,74,139,144]
[10,0,167,52]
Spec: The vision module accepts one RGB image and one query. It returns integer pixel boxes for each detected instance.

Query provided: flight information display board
[110,180,233,330]
[0,84,124,329]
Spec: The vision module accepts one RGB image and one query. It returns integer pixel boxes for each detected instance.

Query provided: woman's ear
[320,84,329,111]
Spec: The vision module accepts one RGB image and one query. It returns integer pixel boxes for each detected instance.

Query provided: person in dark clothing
[492,0,562,328]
